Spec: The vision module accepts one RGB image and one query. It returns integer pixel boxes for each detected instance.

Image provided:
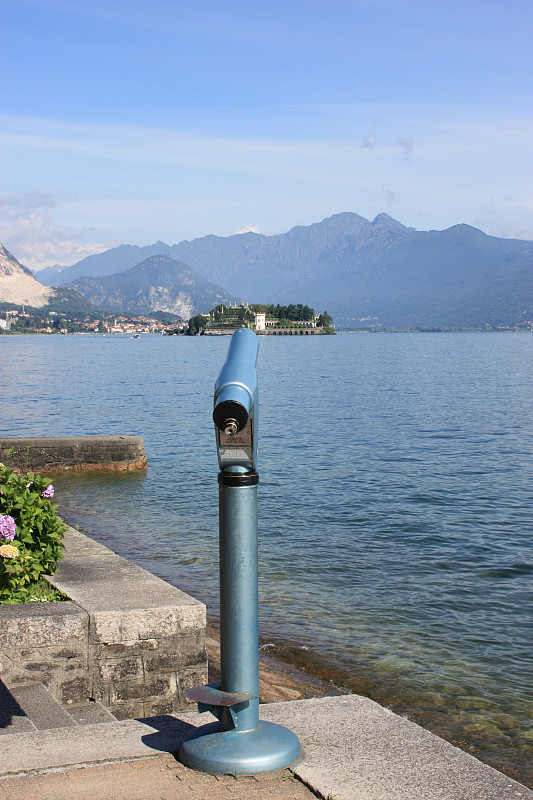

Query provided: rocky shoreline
[205,622,343,705]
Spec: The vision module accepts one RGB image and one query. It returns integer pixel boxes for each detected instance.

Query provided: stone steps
[0,681,116,736]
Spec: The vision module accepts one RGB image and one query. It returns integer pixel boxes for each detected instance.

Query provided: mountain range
[38,213,411,301]
[6,211,533,328]
[0,246,240,318]
[0,244,104,315]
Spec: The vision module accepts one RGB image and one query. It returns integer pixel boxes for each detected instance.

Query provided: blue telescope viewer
[213,327,258,472]
[179,328,302,775]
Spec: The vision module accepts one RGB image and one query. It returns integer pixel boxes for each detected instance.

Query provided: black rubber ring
[218,471,259,487]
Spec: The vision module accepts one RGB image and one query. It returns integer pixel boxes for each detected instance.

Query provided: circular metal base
[179,720,302,775]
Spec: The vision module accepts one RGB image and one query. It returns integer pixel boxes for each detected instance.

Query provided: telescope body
[213,328,258,472]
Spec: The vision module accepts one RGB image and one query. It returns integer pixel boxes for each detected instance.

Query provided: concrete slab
[66,701,117,726]
[261,696,533,800]
[52,529,205,632]
[0,600,88,648]
[0,696,531,800]
[0,714,197,774]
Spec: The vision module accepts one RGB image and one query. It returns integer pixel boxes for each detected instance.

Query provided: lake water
[1,331,532,785]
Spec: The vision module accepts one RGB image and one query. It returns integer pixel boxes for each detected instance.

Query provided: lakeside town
[0,309,176,335]
[0,303,335,336]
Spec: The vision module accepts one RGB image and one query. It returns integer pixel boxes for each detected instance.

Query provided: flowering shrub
[0,464,67,603]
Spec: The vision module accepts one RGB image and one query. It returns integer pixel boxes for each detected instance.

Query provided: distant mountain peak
[445,223,486,236]
[372,212,411,232]
[320,211,367,223]
[0,243,55,306]
[0,243,34,277]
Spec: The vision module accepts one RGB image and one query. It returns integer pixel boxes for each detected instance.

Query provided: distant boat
[133,333,140,338]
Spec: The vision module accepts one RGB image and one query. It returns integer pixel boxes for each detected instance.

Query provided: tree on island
[187,314,208,335]
[318,311,333,328]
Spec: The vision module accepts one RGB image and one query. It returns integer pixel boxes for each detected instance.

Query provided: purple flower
[41,485,54,499]
[0,514,16,541]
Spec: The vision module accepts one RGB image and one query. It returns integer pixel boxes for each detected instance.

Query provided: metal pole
[219,475,259,732]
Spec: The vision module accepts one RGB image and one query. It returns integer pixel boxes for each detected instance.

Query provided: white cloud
[0,191,118,270]
[1,107,532,249]
[232,225,261,234]
[395,136,414,160]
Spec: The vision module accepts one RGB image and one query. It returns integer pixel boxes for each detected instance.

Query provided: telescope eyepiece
[223,419,239,437]
[213,398,249,434]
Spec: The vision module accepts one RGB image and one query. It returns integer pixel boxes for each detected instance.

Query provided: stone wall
[0,601,90,704]
[0,435,147,473]
[0,528,208,719]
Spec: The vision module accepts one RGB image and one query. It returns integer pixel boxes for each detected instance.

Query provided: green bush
[0,464,67,603]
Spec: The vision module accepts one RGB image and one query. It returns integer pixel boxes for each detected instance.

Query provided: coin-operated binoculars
[179,328,302,775]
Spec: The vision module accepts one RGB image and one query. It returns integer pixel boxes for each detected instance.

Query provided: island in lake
[181,303,335,336]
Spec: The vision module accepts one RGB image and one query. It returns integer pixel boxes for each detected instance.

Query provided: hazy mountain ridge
[283,224,533,327]
[39,212,411,296]
[66,255,242,316]
[26,212,533,328]
[168,212,411,297]
[39,241,177,286]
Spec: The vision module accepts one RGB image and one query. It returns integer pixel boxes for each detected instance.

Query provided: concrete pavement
[1,695,531,800]
[0,757,312,800]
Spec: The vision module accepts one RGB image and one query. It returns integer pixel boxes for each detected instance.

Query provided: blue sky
[1,0,532,270]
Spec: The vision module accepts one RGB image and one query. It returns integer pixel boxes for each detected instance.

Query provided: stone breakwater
[0,436,147,474]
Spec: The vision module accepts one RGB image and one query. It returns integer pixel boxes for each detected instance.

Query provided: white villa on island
[253,311,316,331]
